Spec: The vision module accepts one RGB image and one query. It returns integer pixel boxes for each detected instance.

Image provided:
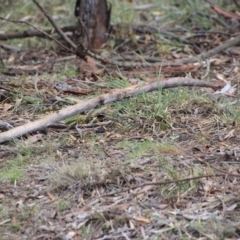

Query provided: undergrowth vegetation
[1,0,240,239]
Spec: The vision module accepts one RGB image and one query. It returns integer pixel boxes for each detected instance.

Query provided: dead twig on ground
[0,77,219,143]
[186,151,240,178]
[132,24,231,36]
[0,17,71,52]
[99,174,225,197]
[111,34,240,67]
[99,147,240,198]
[232,0,240,9]
[0,25,76,40]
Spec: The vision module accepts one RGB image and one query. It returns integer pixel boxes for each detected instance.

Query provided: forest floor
[1,0,240,239]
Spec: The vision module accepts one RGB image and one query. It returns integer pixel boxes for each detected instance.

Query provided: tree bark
[75,0,111,50]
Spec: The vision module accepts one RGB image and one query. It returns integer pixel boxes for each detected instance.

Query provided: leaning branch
[32,0,77,49]
[0,77,218,143]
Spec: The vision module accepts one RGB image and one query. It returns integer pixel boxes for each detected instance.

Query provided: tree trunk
[75,0,111,50]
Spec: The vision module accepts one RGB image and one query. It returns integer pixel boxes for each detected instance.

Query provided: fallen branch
[0,77,219,143]
[0,25,76,40]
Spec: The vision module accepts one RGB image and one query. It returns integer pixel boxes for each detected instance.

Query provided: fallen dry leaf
[47,191,55,201]
[212,4,240,20]
[79,56,105,76]
[135,217,151,225]
[129,219,135,229]
[3,103,13,112]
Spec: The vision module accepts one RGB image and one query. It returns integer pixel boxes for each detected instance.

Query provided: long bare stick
[0,25,76,40]
[0,78,218,143]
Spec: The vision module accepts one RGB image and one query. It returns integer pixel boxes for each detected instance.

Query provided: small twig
[99,174,225,197]
[196,10,230,29]
[122,231,131,240]
[201,59,211,79]
[32,0,77,50]
[182,148,240,177]
[232,0,240,9]
[215,195,226,217]
[100,143,240,197]
[0,25,76,40]
[0,17,71,52]
[195,156,240,177]
[96,229,134,240]
[110,34,240,68]
[75,124,83,138]
[49,121,111,129]
[184,33,223,41]
[0,219,11,226]
[1,44,21,52]
[70,78,107,88]
[77,16,90,50]
[110,55,167,64]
